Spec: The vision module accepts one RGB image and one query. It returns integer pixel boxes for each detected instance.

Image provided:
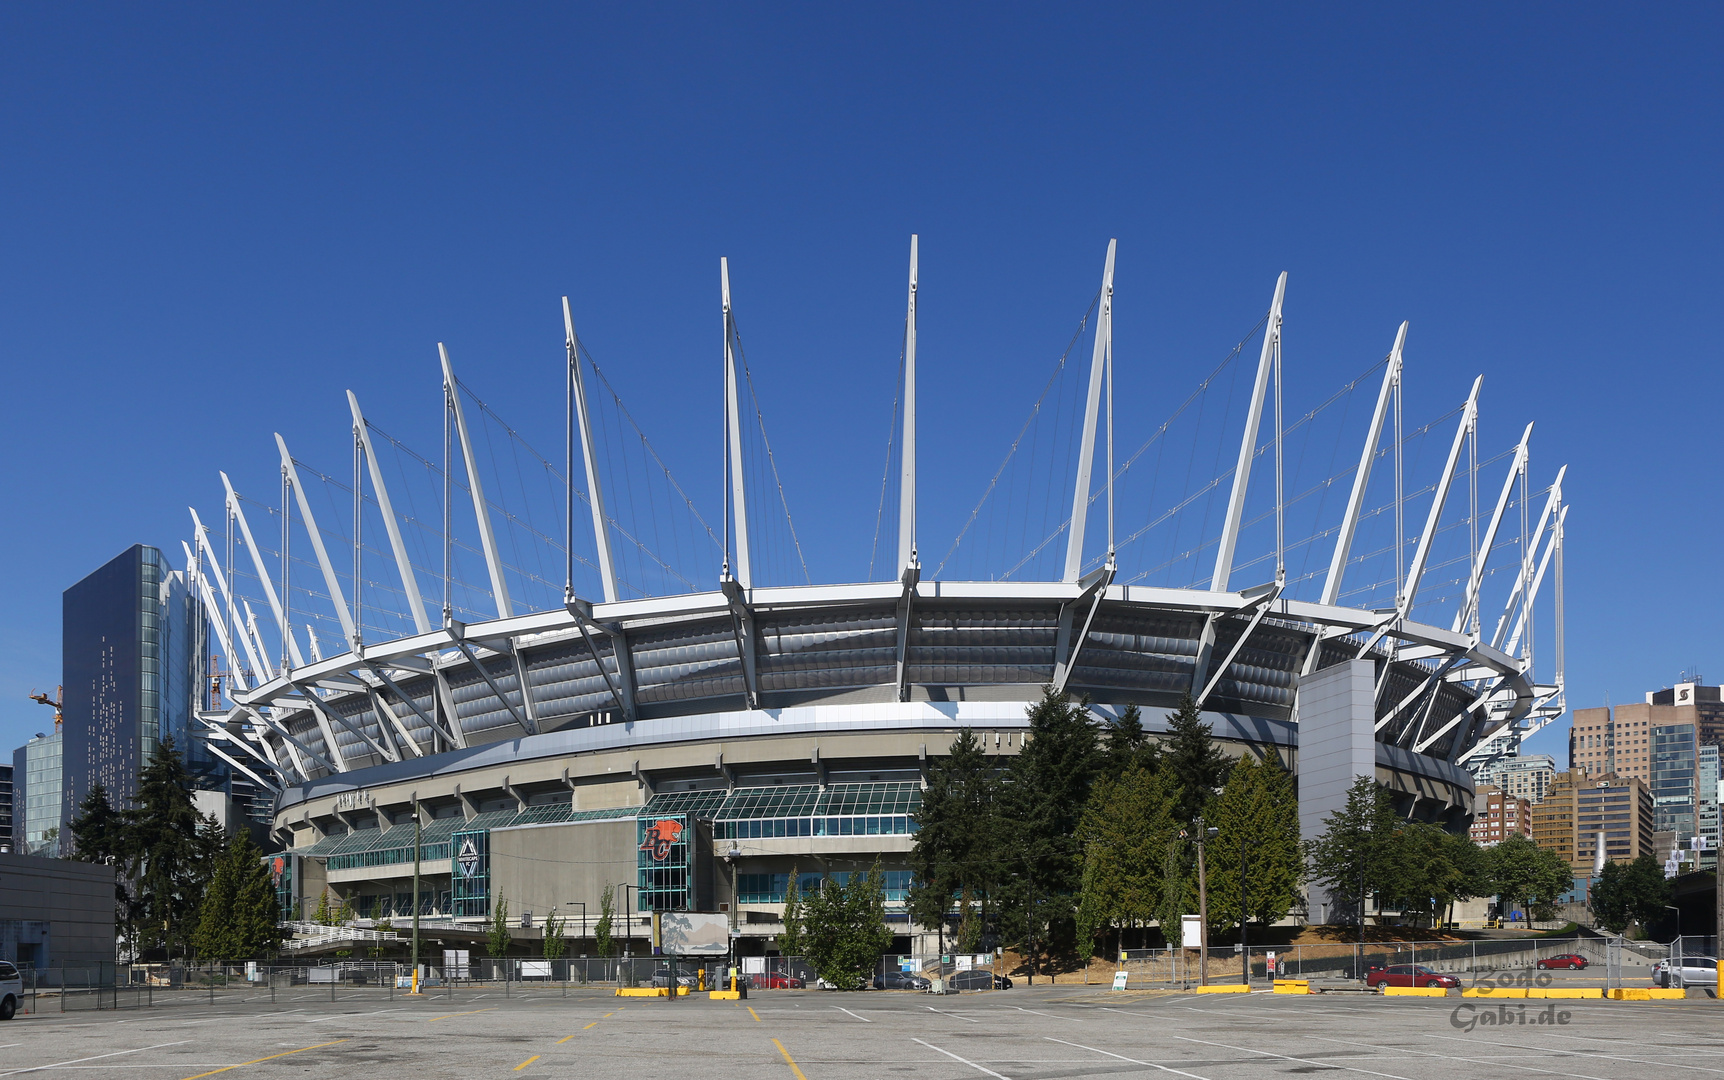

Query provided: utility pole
[1191,817,1218,987]
[1240,831,1249,986]
[409,802,422,994]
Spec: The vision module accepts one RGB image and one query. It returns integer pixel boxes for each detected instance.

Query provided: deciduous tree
[799,864,894,990]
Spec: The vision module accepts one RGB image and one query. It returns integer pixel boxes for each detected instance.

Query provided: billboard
[657,912,729,955]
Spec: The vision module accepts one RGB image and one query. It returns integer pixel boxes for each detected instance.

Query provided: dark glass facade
[62,545,197,826]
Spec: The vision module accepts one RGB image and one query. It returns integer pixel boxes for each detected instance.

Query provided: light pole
[409,803,422,994]
[566,901,586,956]
[722,842,740,990]
[1239,830,1249,986]
[1187,817,1218,987]
[620,883,639,971]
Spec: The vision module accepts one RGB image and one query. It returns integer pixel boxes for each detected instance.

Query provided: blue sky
[2,5,1719,765]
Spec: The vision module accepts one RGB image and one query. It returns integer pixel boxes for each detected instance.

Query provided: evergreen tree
[1590,853,1670,935]
[226,832,285,958]
[908,728,999,946]
[542,910,567,960]
[127,739,217,960]
[1101,703,1160,779]
[1163,693,1230,825]
[1000,685,1102,953]
[312,890,333,927]
[595,886,615,958]
[68,784,133,943]
[1075,761,1180,952]
[799,864,893,990]
[1304,776,1402,928]
[486,897,512,957]
[776,866,805,956]
[192,840,242,960]
[1206,753,1301,933]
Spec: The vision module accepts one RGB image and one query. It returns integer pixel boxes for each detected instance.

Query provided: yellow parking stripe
[514,1056,541,1071]
[179,1039,348,1080]
[747,1006,762,1022]
[773,1038,809,1080]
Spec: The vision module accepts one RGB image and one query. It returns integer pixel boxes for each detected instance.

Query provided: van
[0,960,22,1020]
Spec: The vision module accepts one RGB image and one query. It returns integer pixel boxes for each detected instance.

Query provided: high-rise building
[13,732,63,856]
[1531,771,1579,867]
[1573,774,1656,871]
[1485,754,1557,805]
[1650,717,1699,839]
[0,763,13,850]
[61,545,204,827]
[1469,785,1532,846]
[1697,744,1719,870]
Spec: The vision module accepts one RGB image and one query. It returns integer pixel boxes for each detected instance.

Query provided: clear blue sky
[2,5,1719,765]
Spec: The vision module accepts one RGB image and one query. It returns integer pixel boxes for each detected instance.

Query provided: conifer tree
[192,840,241,960]
[1305,776,1401,928]
[1162,693,1229,825]
[1205,753,1301,933]
[1101,703,1160,779]
[127,739,217,959]
[1001,685,1102,951]
[69,784,133,941]
[313,890,333,926]
[909,728,998,946]
[542,910,567,960]
[226,832,285,957]
[1075,760,1180,951]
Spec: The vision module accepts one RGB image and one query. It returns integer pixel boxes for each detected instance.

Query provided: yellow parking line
[427,1007,496,1022]
[514,1055,541,1071]
[747,1006,762,1022]
[179,1039,348,1080]
[772,1038,809,1080]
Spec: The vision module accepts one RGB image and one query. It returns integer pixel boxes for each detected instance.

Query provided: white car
[1653,956,1718,988]
[0,960,21,1021]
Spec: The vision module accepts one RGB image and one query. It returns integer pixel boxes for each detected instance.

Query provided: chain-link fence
[1108,936,1672,989]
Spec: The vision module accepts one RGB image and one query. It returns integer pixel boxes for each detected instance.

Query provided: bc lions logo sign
[639,818,684,861]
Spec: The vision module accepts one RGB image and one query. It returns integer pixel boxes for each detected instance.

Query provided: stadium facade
[185,240,1567,949]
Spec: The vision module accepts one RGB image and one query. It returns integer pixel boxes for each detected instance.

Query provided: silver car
[1654,956,1718,988]
[0,960,21,1021]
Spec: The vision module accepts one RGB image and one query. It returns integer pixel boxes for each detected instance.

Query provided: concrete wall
[488,819,639,933]
[1297,659,1377,925]
[0,852,117,967]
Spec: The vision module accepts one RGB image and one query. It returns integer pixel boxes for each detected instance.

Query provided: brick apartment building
[1469,785,1533,846]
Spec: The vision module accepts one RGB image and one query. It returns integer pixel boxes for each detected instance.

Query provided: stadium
[185,239,1567,953]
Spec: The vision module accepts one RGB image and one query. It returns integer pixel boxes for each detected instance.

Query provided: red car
[1536,954,1588,970]
[749,972,805,989]
[1365,964,1460,990]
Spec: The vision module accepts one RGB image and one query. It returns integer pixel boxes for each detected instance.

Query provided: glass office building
[1650,720,1699,838]
[13,732,63,856]
[61,545,201,825]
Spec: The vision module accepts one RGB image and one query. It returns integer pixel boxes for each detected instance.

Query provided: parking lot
[2,981,1721,1080]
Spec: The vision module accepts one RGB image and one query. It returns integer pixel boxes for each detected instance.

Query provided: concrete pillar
[1297,659,1376,925]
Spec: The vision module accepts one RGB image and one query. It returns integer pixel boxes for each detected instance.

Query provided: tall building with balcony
[1469,785,1532,846]
[1572,774,1655,871]
[1485,754,1556,805]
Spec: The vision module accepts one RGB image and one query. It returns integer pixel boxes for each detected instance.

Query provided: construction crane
[28,686,62,728]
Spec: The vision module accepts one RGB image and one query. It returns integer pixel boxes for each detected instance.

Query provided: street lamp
[620,883,639,961]
[409,803,423,994]
[1184,818,1218,987]
[722,842,741,989]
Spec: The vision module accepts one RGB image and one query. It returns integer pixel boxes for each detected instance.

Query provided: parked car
[1536,954,1589,970]
[949,969,1012,991]
[650,964,697,989]
[1365,964,1460,990]
[1653,957,1718,988]
[872,970,932,991]
[0,960,19,1021]
[749,971,805,989]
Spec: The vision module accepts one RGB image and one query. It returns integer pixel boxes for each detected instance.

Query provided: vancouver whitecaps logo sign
[457,836,481,878]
